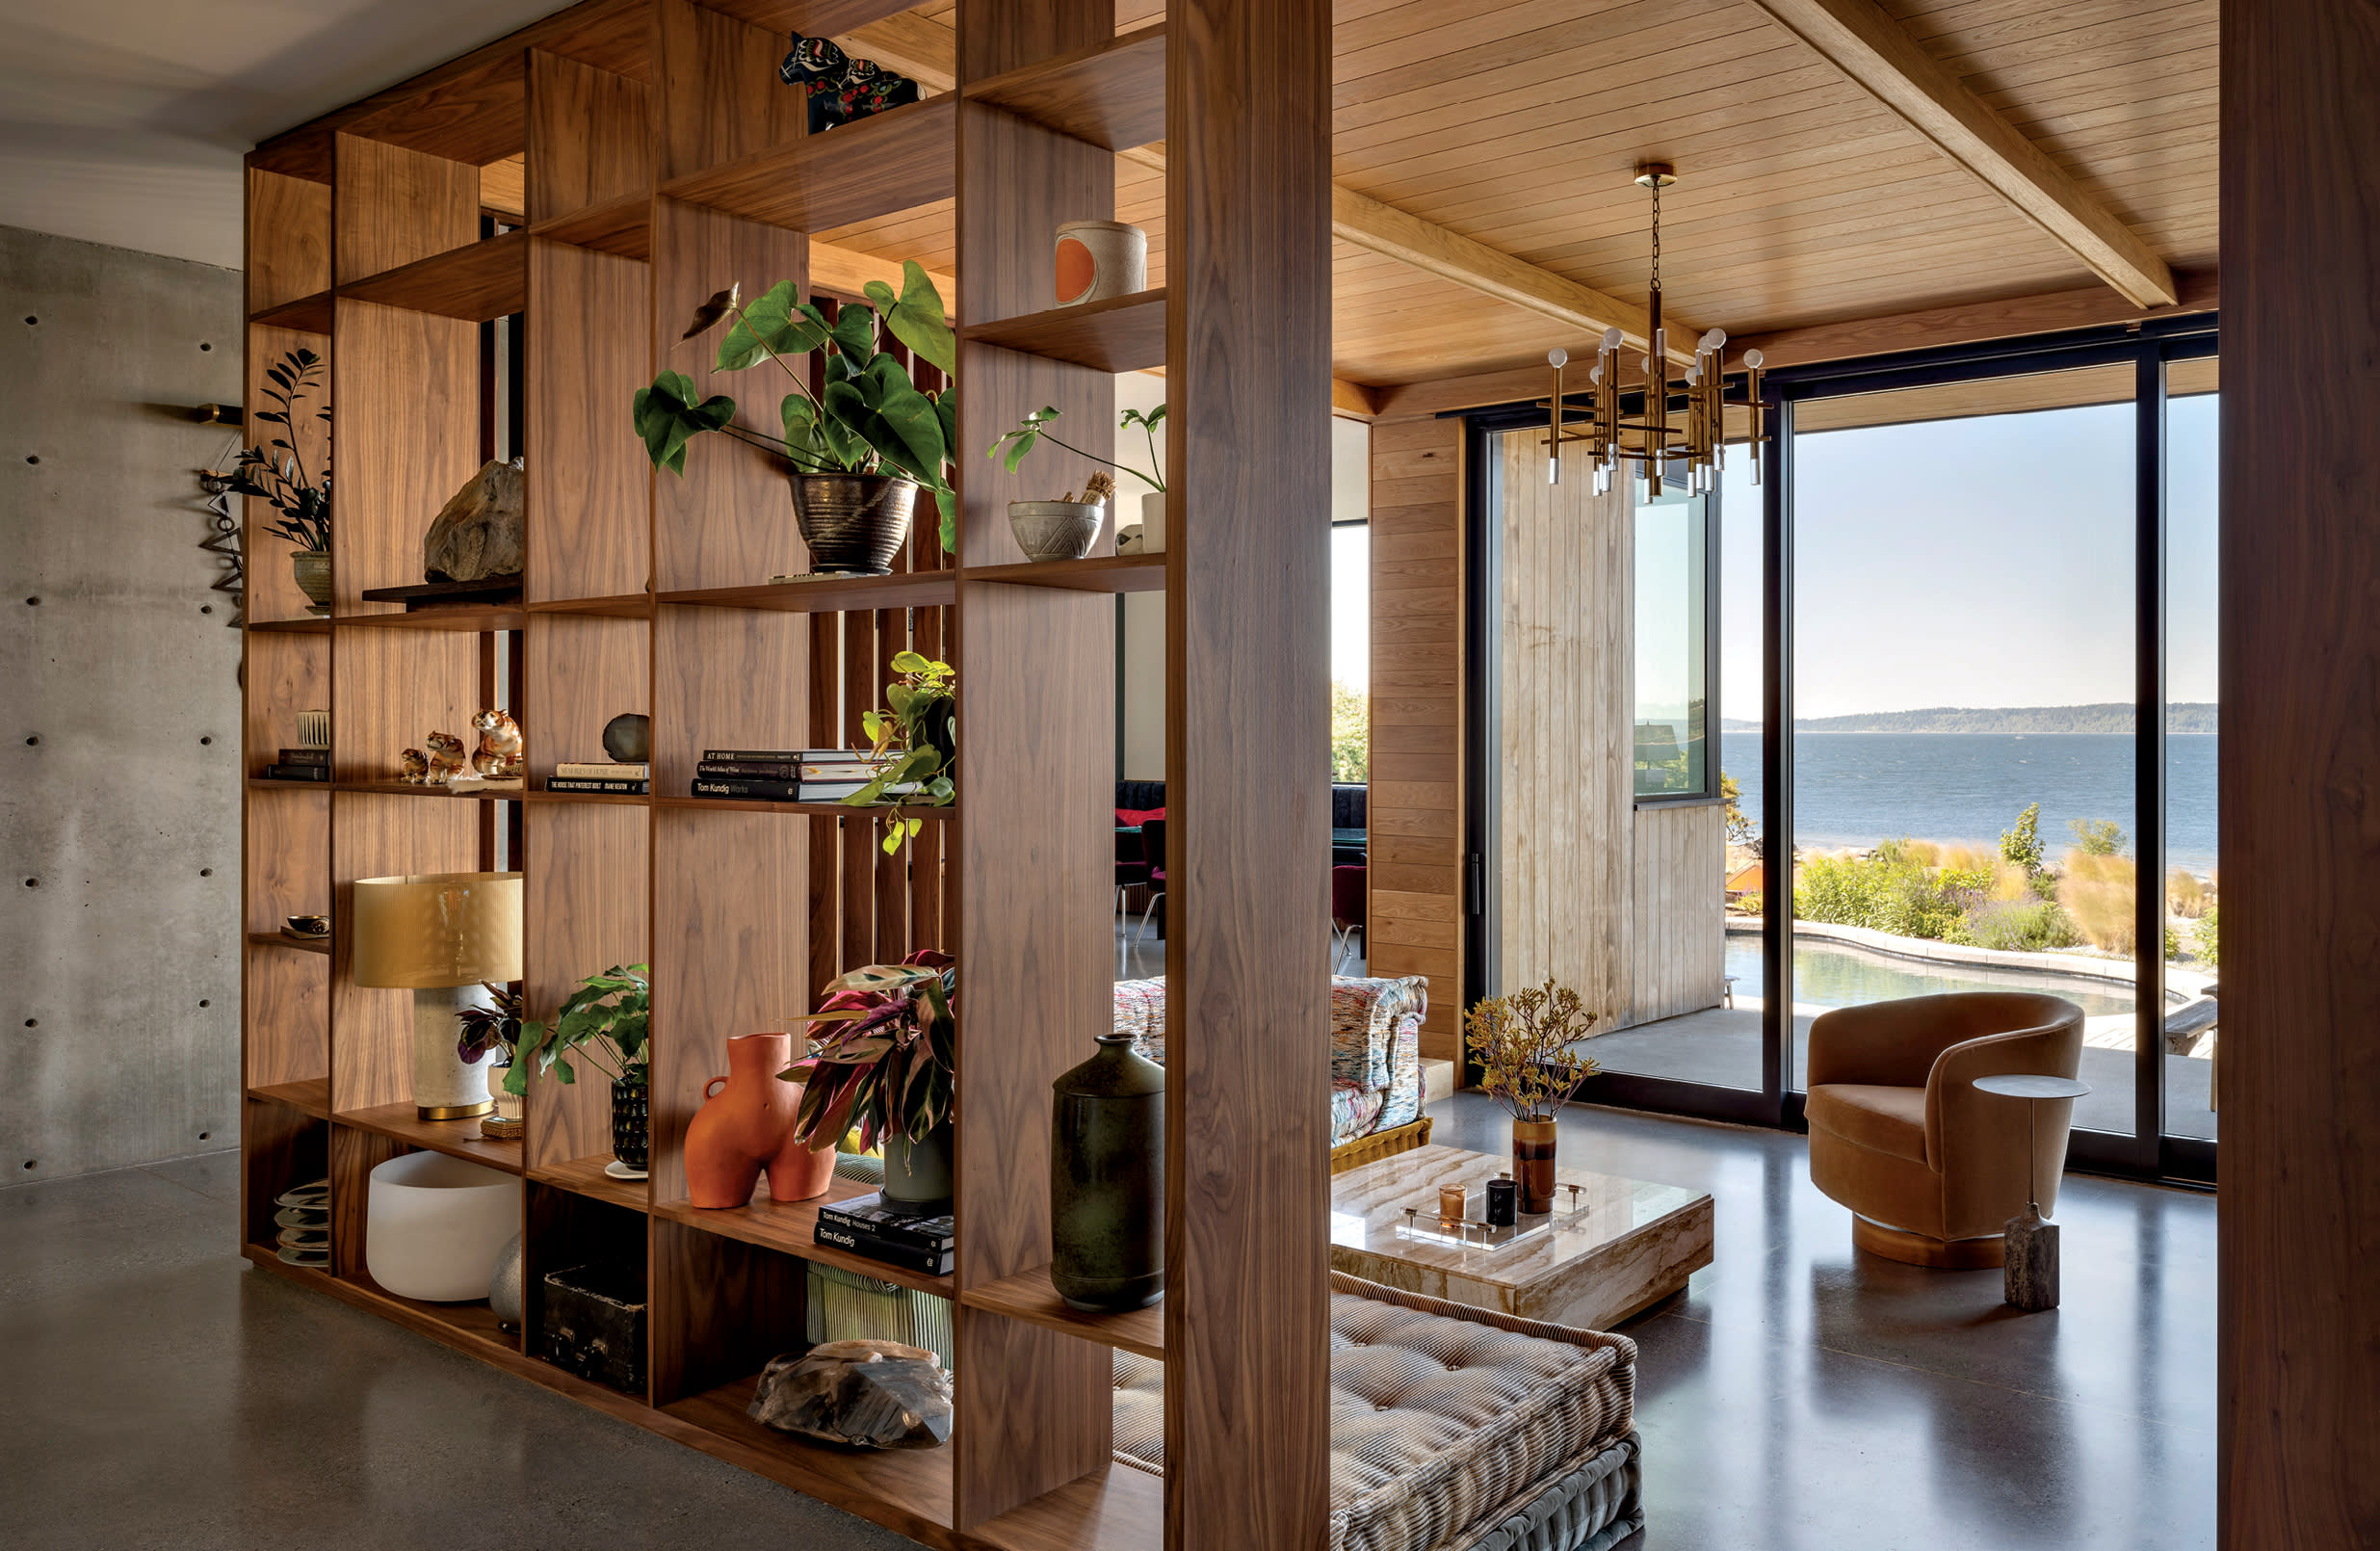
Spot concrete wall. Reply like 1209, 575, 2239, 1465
1, 224, 245, 1180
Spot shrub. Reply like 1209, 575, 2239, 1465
2001, 803, 2046, 877
2166, 869, 2209, 918
2068, 817, 2128, 856
2164, 922, 2184, 961
1955, 899, 2084, 952
1795, 843, 1963, 941
2199, 904, 2220, 968
1733, 891, 1764, 915
2057, 849, 2137, 953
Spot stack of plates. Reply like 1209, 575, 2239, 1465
275, 1179, 330, 1267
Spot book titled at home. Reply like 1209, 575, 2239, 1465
817, 1193, 955, 1250
699, 748, 855, 764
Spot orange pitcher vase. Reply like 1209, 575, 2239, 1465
685, 1033, 837, 1208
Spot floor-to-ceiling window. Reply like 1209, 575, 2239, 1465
1464, 319, 2217, 1179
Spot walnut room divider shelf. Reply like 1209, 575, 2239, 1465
235, 2, 1331, 1548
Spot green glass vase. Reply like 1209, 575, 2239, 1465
1050, 1033, 1164, 1311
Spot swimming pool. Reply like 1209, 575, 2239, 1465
1724, 932, 2138, 1018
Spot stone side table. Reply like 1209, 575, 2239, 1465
1973, 1073, 2092, 1311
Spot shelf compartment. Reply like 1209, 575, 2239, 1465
247, 616, 333, 634
248, 930, 332, 957
525, 193, 650, 260
527, 786, 652, 805
531, 1153, 651, 1211
652, 797, 955, 820
245, 1248, 523, 1361
963, 288, 1164, 373
652, 1175, 955, 1298
658, 571, 955, 615
337, 1102, 526, 1173
964, 553, 1165, 592
527, 592, 656, 618
960, 1265, 1164, 1361
247, 776, 333, 792
339, 229, 529, 322
247, 1077, 333, 1117
971, 1461, 1165, 1551
962, 21, 1166, 152
249, 289, 334, 333
659, 94, 955, 234
661, 1374, 957, 1540
334, 604, 531, 632
338, 780, 530, 801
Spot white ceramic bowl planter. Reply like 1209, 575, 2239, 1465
365, 1151, 522, 1301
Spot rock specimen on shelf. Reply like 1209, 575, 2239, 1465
748, 1339, 952, 1450
423, 457, 525, 583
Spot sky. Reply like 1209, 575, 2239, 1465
1719, 389, 2220, 722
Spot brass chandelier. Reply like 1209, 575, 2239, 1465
1544, 164, 1765, 497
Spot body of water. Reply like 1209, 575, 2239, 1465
1722, 731, 2217, 874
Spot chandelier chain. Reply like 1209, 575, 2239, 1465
1650, 176, 1661, 298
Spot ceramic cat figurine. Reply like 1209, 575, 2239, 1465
399, 748, 430, 783
471, 708, 525, 779
423, 730, 469, 786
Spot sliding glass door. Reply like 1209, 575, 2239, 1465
1463, 316, 2216, 1180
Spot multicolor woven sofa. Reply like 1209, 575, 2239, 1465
1112, 1271, 1643, 1551
1112, 974, 1434, 1170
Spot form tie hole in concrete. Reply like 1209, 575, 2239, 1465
21, 1019, 34, 1028
24, 597, 38, 606
23, 878, 37, 887
198, 999, 210, 1008
22, 316, 34, 325
199, 342, 212, 352
200, 605, 213, 615
198, 1132, 212, 1142
199, 735, 212, 746
199, 867, 213, 878
25, 456, 39, 464
24, 735, 37, 746
21, 1162, 34, 1171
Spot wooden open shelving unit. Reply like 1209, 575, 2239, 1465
238, 1, 1330, 1547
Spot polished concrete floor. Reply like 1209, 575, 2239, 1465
0, 1100, 2214, 1550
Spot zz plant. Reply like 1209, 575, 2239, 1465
633, 263, 958, 548
509, 963, 650, 1096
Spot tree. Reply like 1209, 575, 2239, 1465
1330, 680, 1368, 782
1720, 771, 1755, 844
2068, 817, 2127, 856
2000, 803, 2045, 877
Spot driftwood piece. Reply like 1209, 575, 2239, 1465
423, 457, 525, 583
747, 1338, 952, 1450
2003, 1205, 2060, 1311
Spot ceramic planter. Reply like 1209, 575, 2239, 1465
685, 1032, 836, 1207
291, 550, 331, 609
883, 1122, 955, 1211
612, 1071, 650, 1172
1050, 1033, 1164, 1311
790, 473, 917, 576
1007, 500, 1105, 563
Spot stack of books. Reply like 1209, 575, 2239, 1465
813, 1192, 955, 1276
548, 760, 649, 795
263, 748, 329, 782
689, 749, 881, 802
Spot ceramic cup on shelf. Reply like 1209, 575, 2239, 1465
364, 1151, 521, 1301
1054, 221, 1146, 307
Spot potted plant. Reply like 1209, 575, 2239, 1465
456, 984, 525, 1137
846, 651, 956, 854
782, 951, 955, 1208
513, 964, 651, 1176
633, 264, 956, 574
1463, 979, 1599, 1214
226, 347, 332, 611
987, 404, 1166, 554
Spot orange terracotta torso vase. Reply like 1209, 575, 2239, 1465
685, 1033, 837, 1208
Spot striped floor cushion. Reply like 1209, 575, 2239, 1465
1110, 1275, 1640, 1551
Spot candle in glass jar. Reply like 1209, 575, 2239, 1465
1437, 1184, 1467, 1224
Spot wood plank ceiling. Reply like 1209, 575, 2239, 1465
813, 0, 2215, 389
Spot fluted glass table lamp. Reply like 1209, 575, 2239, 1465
353, 872, 523, 1120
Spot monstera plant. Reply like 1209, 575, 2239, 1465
633, 263, 958, 560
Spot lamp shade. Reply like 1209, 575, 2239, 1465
352, 872, 522, 988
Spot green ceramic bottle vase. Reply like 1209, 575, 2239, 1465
1050, 1032, 1164, 1312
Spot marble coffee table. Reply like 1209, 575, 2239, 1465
1329, 1144, 1714, 1329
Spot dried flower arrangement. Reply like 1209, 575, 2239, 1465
1462, 979, 1601, 1121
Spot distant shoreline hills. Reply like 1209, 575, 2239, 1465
1719, 703, 2218, 735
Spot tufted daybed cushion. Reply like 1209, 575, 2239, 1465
1110, 1274, 1641, 1551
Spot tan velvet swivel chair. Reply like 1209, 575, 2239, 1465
1805, 991, 2085, 1268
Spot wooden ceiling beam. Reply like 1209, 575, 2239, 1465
1743, 0, 2178, 308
